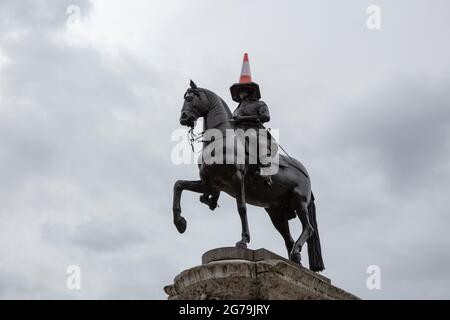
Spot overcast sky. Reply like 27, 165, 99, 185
1, 0, 450, 299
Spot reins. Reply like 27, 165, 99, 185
187, 119, 234, 152
187, 127, 204, 152
257, 120, 309, 178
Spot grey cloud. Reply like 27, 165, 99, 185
1, 0, 450, 299
41, 218, 148, 253
328, 76, 450, 193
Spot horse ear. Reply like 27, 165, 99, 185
190, 80, 198, 89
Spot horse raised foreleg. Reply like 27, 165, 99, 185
233, 169, 250, 248
173, 179, 209, 234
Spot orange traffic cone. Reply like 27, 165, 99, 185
239, 53, 252, 83
230, 53, 261, 102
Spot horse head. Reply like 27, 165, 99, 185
180, 80, 211, 128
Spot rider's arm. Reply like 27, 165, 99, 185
258, 101, 270, 123
234, 101, 270, 123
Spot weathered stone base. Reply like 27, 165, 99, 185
164, 247, 359, 300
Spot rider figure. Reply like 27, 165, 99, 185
230, 53, 273, 185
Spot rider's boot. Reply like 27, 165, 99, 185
258, 164, 272, 186
261, 173, 272, 186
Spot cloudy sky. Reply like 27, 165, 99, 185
1, 0, 450, 299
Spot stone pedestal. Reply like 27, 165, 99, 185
164, 247, 359, 300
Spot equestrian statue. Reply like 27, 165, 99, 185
172, 53, 325, 272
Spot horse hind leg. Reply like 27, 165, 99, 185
290, 194, 314, 265
265, 208, 295, 256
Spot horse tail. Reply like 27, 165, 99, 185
307, 192, 325, 272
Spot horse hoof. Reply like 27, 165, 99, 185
174, 217, 187, 234
290, 252, 302, 265
200, 195, 218, 211
235, 241, 247, 249
208, 202, 218, 211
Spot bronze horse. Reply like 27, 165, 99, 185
173, 81, 324, 272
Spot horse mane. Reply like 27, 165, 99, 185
200, 88, 233, 118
